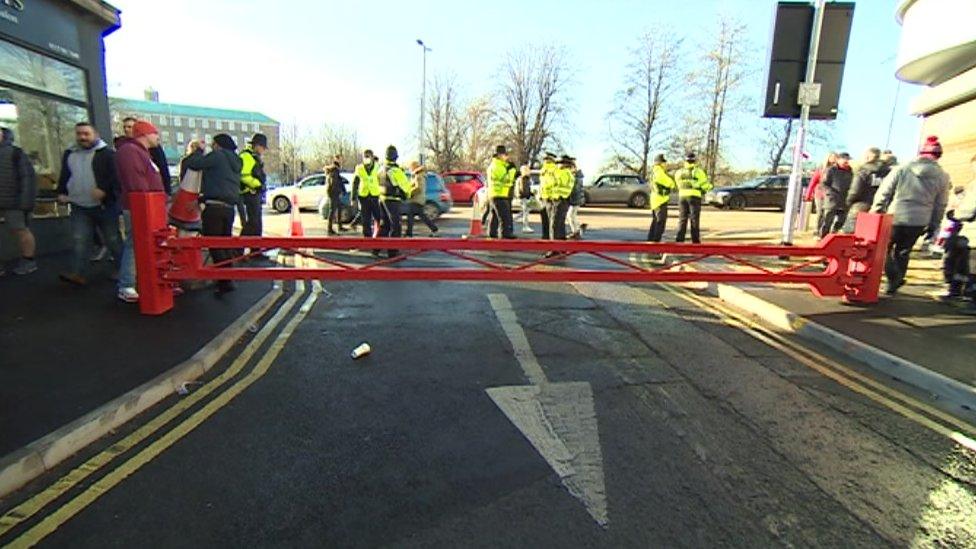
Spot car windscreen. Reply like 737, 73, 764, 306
426, 174, 445, 191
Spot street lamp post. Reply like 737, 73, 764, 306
416, 39, 432, 165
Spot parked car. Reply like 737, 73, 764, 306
582, 174, 651, 208
317, 171, 453, 224
266, 172, 353, 213
442, 171, 484, 203
704, 175, 811, 210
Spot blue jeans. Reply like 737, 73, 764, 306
118, 210, 136, 290
69, 205, 122, 277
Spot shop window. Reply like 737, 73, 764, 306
0, 86, 88, 218
0, 40, 88, 103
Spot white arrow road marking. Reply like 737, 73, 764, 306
487, 293, 609, 527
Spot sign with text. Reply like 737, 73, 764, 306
0, 0, 82, 62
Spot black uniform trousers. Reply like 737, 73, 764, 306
546, 199, 569, 240
359, 196, 382, 238
239, 192, 263, 237
379, 199, 403, 257
647, 205, 668, 242
540, 201, 551, 240
202, 202, 236, 291
885, 225, 926, 294
676, 197, 702, 244
490, 197, 515, 239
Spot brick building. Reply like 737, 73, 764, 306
110, 91, 280, 177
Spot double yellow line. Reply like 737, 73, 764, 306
1, 280, 321, 548
661, 284, 976, 451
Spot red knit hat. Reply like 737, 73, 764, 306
919, 135, 943, 158
131, 120, 159, 138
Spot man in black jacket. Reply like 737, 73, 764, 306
325, 155, 346, 235
183, 133, 243, 295
56, 122, 123, 285
122, 117, 171, 195
0, 127, 37, 276
819, 152, 854, 237
847, 148, 884, 213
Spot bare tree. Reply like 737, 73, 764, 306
760, 117, 837, 174
459, 95, 503, 171
424, 75, 466, 172
278, 121, 308, 183
308, 124, 362, 171
607, 32, 682, 180
689, 17, 750, 180
494, 45, 572, 166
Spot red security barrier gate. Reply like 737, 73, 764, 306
130, 192, 894, 315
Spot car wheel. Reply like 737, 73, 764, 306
628, 193, 649, 209
728, 195, 747, 210
424, 202, 441, 220
272, 196, 291, 213
340, 206, 355, 224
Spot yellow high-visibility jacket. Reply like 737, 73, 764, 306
551, 166, 574, 200
674, 162, 713, 198
488, 157, 516, 199
239, 148, 263, 195
355, 162, 381, 198
539, 160, 557, 200
380, 162, 412, 201
651, 163, 676, 210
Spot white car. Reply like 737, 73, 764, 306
266, 172, 353, 213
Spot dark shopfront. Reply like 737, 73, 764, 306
0, 0, 119, 261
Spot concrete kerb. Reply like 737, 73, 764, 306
706, 282, 976, 415
0, 284, 284, 498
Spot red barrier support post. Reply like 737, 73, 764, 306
129, 191, 174, 315
844, 212, 894, 304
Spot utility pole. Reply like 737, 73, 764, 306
416, 39, 432, 165
782, 0, 826, 245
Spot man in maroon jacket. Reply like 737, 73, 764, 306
114, 120, 164, 303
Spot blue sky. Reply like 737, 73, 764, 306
104, 0, 920, 174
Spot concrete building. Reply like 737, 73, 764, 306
1, 0, 120, 260
110, 92, 280, 176
896, 0, 976, 185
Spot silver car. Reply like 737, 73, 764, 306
582, 174, 651, 208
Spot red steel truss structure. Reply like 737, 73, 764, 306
130, 192, 893, 315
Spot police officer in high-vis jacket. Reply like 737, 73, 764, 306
545, 155, 575, 251
674, 152, 713, 244
488, 145, 517, 239
238, 133, 268, 239
647, 153, 676, 242
538, 152, 558, 240
378, 145, 412, 257
353, 149, 382, 238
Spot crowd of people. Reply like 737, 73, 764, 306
805, 136, 976, 310
2, 120, 974, 312
0, 117, 271, 303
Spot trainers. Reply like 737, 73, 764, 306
117, 287, 139, 303
59, 272, 89, 286
90, 246, 109, 262
522, 226, 534, 233
12, 259, 37, 275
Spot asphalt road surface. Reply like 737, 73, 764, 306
2, 274, 974, 547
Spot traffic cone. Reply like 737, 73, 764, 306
290, 194, 305, 236
467, 193, 483, 238
168, 170, 202, 231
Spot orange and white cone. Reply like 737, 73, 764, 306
467, 193, 483, 238
289, 194, 305, 237
168, 170, 202, 231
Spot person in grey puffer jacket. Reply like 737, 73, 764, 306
182, 133, 243, 295
871, 135, 951, 295
0, 127, 38, 276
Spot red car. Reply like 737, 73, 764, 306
442, 171, 484, 204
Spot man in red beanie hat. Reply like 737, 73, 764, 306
113, 119, 165, 303
871, 135, 951, 295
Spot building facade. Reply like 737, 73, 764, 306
896, 0, 976, 186
1, 0, 120, 260
110, 93, 280, 177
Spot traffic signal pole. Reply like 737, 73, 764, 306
782, 0, 826, 245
